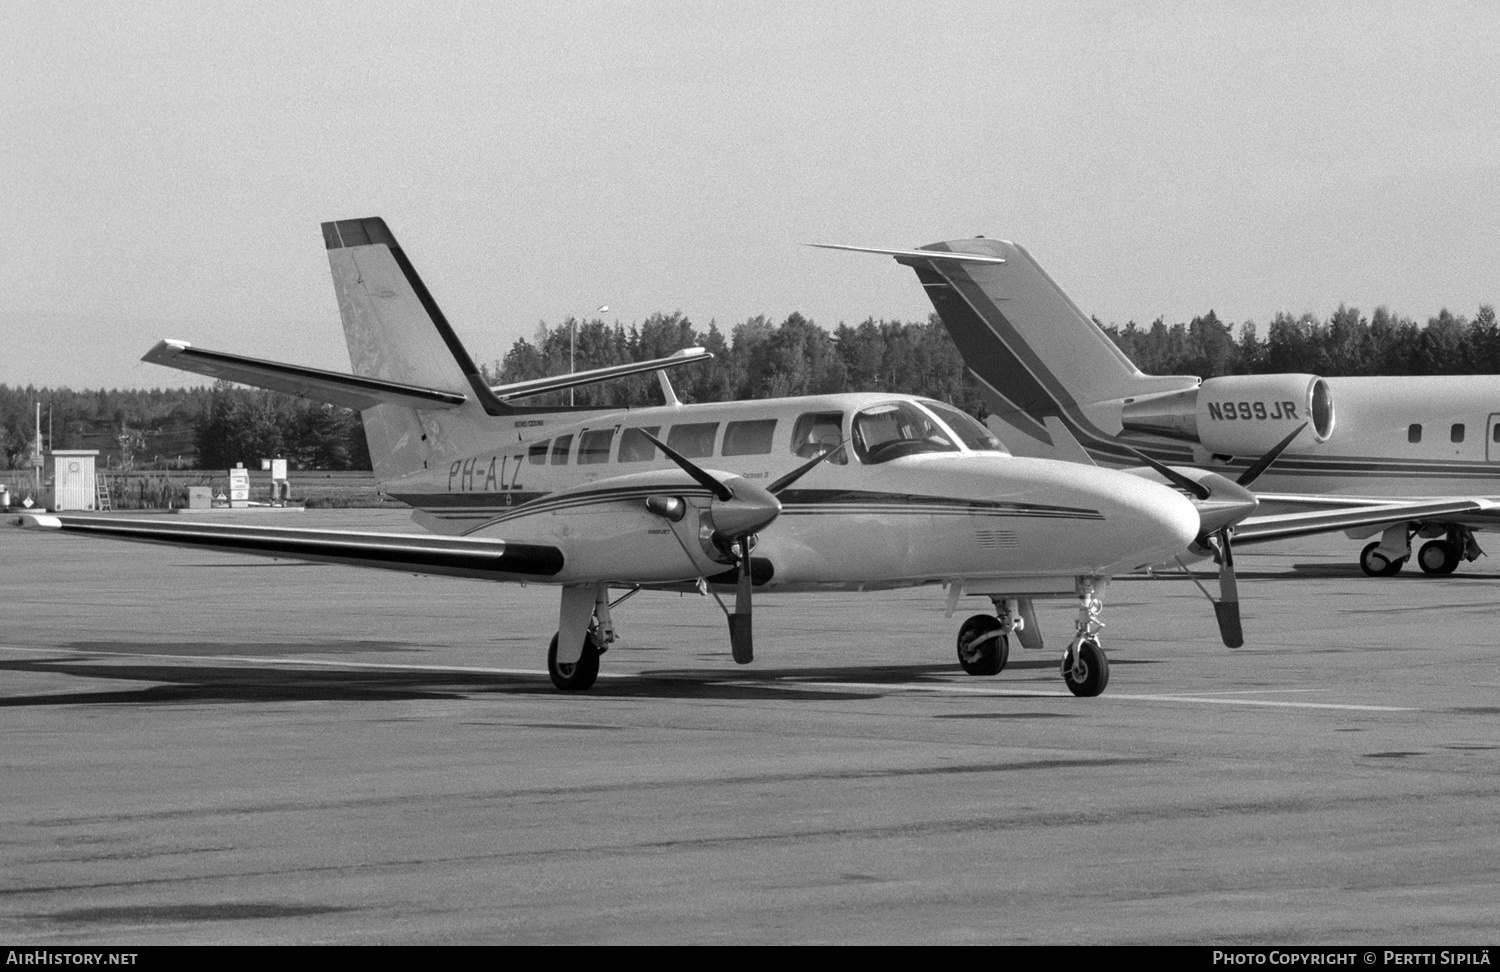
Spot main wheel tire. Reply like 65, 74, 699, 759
1061, 639, 1109, 697
956, 614, 1008, 676
547, 632, 600, 691
1417, 539, 1460, 575
1359, 541, 1404, 577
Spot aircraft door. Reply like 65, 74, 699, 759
1488, 413, 1500, 462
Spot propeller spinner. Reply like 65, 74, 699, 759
1126, 423, 1306, 648
640, 433, 847, 664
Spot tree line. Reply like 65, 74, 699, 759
3, 302, 1494, 471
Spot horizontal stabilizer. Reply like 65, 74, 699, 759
806, 243, 1007, 264
13, 513, 563, 580
142, 340, 466, 411
492, 347, 713, 401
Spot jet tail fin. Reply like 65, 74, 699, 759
817, 238, 1198, 460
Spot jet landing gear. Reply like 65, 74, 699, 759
1417, 527, 1481, 576
1360, 541, 1405, 577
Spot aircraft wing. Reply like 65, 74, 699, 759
12, 513, 563, 581
1231, 498, 1500, 545
142, 340, 467, 411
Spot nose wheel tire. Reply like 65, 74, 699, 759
1417, 539, 1461, 575
1062, 638, 1109, 697
956, 614, 1008, 676
1359, 541, 1404, 577
547, 632, 601, 691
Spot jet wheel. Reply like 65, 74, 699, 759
1062, 638, 1109, 697
1417, 539, 1460, 575
956, 614, 1008, 676
547, 632, 601, 691
1359, 541, 1404, 577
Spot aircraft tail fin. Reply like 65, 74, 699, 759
906, 238, 1197, 448
817, 239, 1198, 458
322, 217, 512, 482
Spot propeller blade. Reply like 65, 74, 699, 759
640, 431, 732, 501
1214, 530, 1244, 648
1236, 422, 1307, 488
728, 537, 754, 663
767, 439, 848, 495
1117, 444, 1211, 500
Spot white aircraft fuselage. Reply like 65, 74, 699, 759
381, 391, 1200, 594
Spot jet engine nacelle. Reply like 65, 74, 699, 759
1121, 374, 1334, 454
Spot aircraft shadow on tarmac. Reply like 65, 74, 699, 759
0, 652, 1152, 707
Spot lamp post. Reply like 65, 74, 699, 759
570, 305, 610, 406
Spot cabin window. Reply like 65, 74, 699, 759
722, 419, 777, 456
579, 428, 615, 464
1408, 424, 1422, 444
1493, 425, 1500, 444
790, 411, 847, 464
551, 434, 573, 465
667, 422, 718, 459
618, 427, 660, 462
922, 401, 1007, 454
528, 441, 550, 465
852, 402, 959, 464
1451, 423, 1465, 444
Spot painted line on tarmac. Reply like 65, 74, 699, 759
0, 646, 1415, 710
0, 644, 622, 679
775, 679, 1414, 711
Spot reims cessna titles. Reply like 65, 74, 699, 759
815, 240, 1500, 580
14, 216, 1298, 698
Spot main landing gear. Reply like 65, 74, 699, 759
1359, 540, 1405, 577
1359, 524, 1482, 577
954, 583, 1111, 697
546, 585, 633, 691
547, 630, 602, 691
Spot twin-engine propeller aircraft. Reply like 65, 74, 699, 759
13, 216, 1266, 697
813, 240, 1500, 585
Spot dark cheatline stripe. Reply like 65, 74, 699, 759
389, 485, 1101, 523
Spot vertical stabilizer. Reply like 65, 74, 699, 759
322, 217, 509, 482
897, 239, 1199, 460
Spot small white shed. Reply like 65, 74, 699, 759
50, 450, 100, 511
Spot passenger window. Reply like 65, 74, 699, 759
723, 419, 777, 456
618, 427, 660, 462
667, 422, 718, 459
551, 434, 573, 465
1493, 425, 1500, 444
1452, 423, 1465, 444
790, 411, 847, 465
528, 441, 550, 465
578, 428, 614, 464
1408, 424, 1422, 444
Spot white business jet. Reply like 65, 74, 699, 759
813, 240, 1500, 581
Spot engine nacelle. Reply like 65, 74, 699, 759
1121, 374, 1334, 455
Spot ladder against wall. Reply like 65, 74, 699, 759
95, 475, 112, 511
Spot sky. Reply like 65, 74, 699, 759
3, 1, 1498, 389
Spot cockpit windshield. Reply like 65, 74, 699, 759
921, 401, 1008, 454
852, 402, 960, 464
